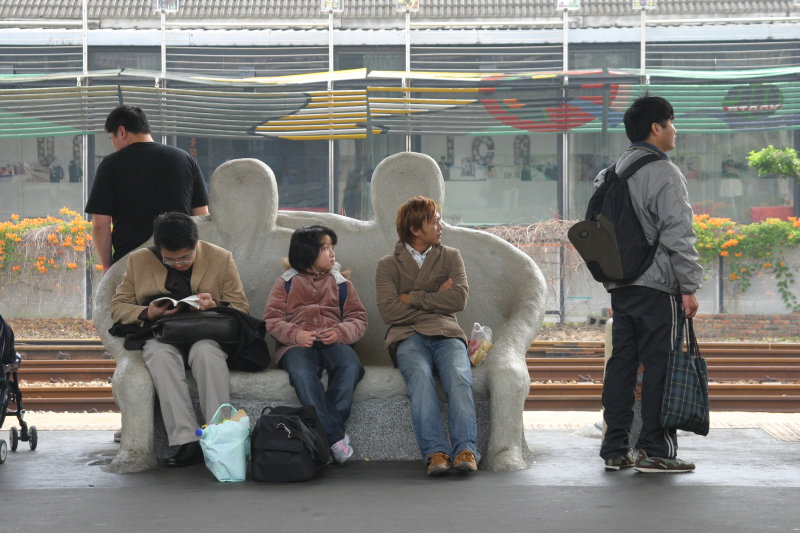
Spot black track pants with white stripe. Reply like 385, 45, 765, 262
600, 285, 682, 460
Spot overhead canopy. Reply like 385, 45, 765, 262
0, 67, 797, 140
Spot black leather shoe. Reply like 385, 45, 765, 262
166, 441, 203, 467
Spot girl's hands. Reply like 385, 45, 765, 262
317, 329, 340, 345
295, 329, 317, 348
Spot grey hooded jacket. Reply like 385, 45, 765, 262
593, 144, 703, 295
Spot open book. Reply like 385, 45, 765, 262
151, 294, 202, 310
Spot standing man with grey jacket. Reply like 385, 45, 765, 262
598, 95, 703, 473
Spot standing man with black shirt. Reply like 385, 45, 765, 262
85, 105, 209, 273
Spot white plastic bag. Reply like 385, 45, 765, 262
197, 403, 250, 482
467, 322, 493, 366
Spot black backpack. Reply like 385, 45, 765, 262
0, 313, 16, 365
568, 153, 663, 283
250, 405, 330, 482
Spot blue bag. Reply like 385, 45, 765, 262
198, 403, 251, 482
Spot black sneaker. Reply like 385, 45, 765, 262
634, 450, 695, 473
604, 449, 636, 471
166, 441, 203, 467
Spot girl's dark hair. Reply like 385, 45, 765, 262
288, 225, 338, 272
623, 95, 674, 143
153, 212, 198, 251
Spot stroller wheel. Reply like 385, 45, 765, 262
0, 439, 6, 463
10, 426, 18, 452
29, 426, 37, 451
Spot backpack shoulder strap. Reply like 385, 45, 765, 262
285, 278, 347, 315
338, 281, 347, 315
616, 153, 663, 180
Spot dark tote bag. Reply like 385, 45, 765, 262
660, 318, 710, 436
153, 311, 238, 347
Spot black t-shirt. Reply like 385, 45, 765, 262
85, 142, 209, 263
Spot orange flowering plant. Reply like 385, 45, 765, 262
0, 208, 100, 275
693, 214, 800, 311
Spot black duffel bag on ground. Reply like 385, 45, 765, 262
250, 405, 330, 482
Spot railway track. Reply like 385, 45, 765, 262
10, 340, 800, 412
525, 383, 800, 411
528, 357, 800, 382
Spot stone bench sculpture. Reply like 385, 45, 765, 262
93, 152, 546, 473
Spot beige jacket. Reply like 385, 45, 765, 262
375, 241, 468, 361
110, 240, 249, 325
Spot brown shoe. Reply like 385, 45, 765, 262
452, 450, 478, 473
426, 452, 451, 476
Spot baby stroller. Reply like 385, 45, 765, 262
1, 314, 37, 464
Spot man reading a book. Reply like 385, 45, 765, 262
110, 212, 249, 467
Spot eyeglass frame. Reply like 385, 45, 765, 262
161, 247, 196, 266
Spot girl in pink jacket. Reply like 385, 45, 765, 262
263, 225, 367, 464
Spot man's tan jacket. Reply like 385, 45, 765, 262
375, 241, 468, 362
110, 240, 249, 325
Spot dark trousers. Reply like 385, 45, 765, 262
600, 286, 683, 459
281, 343, 365, 446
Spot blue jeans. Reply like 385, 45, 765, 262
395, 334, 479, 461
281, 343, 364, 446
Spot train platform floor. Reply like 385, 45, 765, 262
2, 411, 799, 533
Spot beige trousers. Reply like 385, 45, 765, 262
142, 338, 230, 446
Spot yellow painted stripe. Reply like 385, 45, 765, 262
279, 134, 371, 140
369, 97, 474, 105
264, 112, 369, 121
307, 101, 368, 108
367, 86, 481, 94
196, 67, 368, 85
254, 123, 364, 131
309, 96, 368, 102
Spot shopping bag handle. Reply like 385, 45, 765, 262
672, 318, 697, 353
209, 403, 238, 425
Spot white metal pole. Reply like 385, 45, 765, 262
81, 0, 88, 211
160, 11, 167, 143
82, 0, 90, 318
640, 8, 647, 78
328, 10, 335, 213
561, 9, 569, 220
562, 9, 568, 72
404, 9, 411, 152
403, 6, 411, 152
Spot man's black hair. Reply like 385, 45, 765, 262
104, 105, 152, 135
623, 95, 674, 143
153, 212, 198, 251
288, 225, 337, 272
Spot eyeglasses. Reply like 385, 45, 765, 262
162, 249, 195, 266
162, 258, 194, 266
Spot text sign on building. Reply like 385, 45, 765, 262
396, 0, 420, 12
633, 0, 657, 8
557, 0, 580, 10
153, 0, 179, 13
321, 0, 344, 13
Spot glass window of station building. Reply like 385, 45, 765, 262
0, 39, 797, 227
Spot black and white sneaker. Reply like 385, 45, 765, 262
634, 450, 695, 473
604, 449, 636, 471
